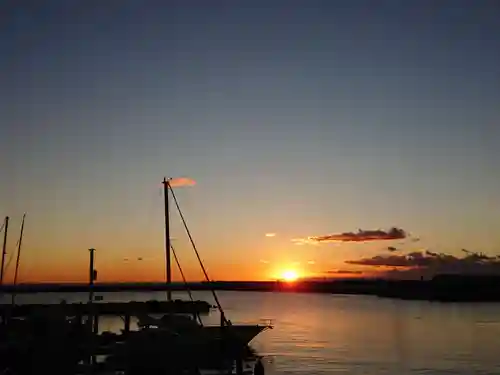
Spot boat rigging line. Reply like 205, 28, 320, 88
167, 183, 229, 326
171, 243, 203, 326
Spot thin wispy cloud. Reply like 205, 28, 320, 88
291, 238, 320, 246
307, 260, 316, 265
168, 177, 196, 187
259, 259, 270, 264
327, 269, 364, 275
265, 233, 276, 237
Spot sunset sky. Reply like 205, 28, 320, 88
1, 1, 500, 283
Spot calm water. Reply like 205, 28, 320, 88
4, 291, 500, 374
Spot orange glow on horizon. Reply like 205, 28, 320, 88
279, 269, 299, 282
6, 253, 280, 283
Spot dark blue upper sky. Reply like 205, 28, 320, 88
1, 1, 499, 280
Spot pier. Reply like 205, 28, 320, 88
0, 299, 213, 317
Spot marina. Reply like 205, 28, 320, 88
2, 2, 499, 374
0, 177, 272, 374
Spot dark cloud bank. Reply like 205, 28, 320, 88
344, 250, 500, 279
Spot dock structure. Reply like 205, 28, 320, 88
0, 177, 273, 374
0, 299, 212, 318
1, 310, 263, 375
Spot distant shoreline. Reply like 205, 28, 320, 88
0, 280, 372, 294
1, 276, 500, 302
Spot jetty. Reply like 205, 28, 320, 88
0, 299, 212, 317
0, 300, 213, 324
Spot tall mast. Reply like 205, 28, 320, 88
11, 213, 26, 305
163, 177, 172, 302
0, 216, 9, 286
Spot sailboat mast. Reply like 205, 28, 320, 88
11, 213, 26, 305
13, 213, 26, 286
0, 216, 9, 286
163, 177, 172, 302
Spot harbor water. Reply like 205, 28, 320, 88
3, 291, 500, 375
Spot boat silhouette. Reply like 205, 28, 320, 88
125, 177, 271, 349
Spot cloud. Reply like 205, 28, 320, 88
265, 233, 276, 237
307, 260, 316, 265
345, 250, 500, 278
300, 227, 407, 244
291, 238, 320, 246
327, 269, 364, 275
259, 259, 270, 264
346, 253, 432, 267
168, 177, 196, 187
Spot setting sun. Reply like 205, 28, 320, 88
281, 270, 299, 282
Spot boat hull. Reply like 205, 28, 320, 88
136, 314, 271, 345
133, 324, 269, 346
202, 325, 269, 345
